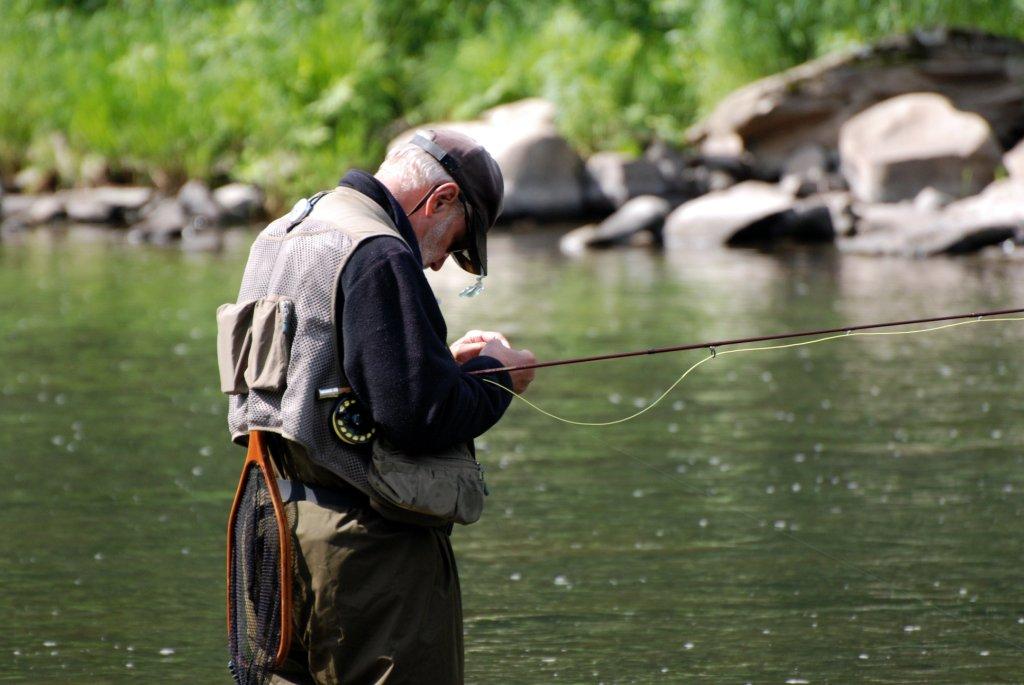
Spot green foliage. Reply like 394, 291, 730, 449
1, 0, 1022, 204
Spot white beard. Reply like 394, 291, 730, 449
418, 212, 458, 268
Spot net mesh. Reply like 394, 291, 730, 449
228, 462, 286, 685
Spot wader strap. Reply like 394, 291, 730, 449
277, 478, 368, 510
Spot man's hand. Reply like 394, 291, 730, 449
450, 330, 509, 364
479, 339, 536, 394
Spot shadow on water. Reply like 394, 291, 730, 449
2, 225, 1023, 682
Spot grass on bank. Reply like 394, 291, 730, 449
2, 0, 1024, 208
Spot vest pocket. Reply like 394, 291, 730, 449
245, 296, 295, 393
216, 300, 257, 394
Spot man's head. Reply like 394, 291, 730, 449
376, 130, 503, 274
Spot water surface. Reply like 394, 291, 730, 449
1, 227, 1023, 683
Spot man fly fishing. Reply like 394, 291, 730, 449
220, 129, 535, 684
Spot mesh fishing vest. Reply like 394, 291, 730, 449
224, 187, 406, 494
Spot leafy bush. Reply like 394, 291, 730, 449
1, 0, 1022, 205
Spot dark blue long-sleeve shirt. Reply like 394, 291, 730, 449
334, 171, 512, 452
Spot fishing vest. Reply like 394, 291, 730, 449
220, 187, 406, 494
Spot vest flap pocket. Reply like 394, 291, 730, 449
216, 300, 256, 394
367, 438, 486, 526
245, 296, 295, 393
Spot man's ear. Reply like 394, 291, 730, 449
426, 182, 460, 215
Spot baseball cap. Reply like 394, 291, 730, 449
409, 129, 504, 277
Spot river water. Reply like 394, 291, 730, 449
1, 226, 1023, 683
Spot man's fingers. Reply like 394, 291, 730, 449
457, 330, 509, 347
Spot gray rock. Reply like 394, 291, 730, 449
1004, 139, 1024, 179
178, 180, 224, 223
390, 99, 586, 220
213, 182, 265, 222
841, 178, 1024, 256
1, 193, 44, 220
130, 198, 186, 241
643, 142, 711, 199
65, 192, 116, 223
65, 186, 154, 225
780, 144, 845, 196
839, 93, 1002, 203
686, 29, 1024, 171
783, 144, 830, 179
584, 152, 668, 210
560, 195, 671, 254
94, 186, 154, 212
20, 193, 66, 225
664, 181, 795, 247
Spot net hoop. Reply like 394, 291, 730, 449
226, 430, 294, 672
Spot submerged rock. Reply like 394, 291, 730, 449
664, 181, 790, 247
841, 178, 1024, 256
839, 93, 1002, 203
665, 181, 837, 248
559, 195, 671, 254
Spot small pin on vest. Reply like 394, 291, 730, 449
459, 276, 485, 298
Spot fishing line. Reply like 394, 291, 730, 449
482, 316, 1024, 426
481, 314, 1024, 651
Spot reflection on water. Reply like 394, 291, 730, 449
1, 227, 1023, 683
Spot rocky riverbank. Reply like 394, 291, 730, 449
3, 28, 1023, 259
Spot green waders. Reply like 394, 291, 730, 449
266, 438, 464, 685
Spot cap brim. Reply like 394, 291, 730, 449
452, 207, 487, 277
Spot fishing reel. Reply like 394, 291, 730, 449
317, 387, 376, 445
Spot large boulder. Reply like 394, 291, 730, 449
839, 93, 1002, 203
840, 178, 1024, 256
559, 195, 671, 254
686, 29, 1024, 172
389, 99, 586, 220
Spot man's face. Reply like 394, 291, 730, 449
409, 182, 471, 271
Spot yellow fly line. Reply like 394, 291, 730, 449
482, 316, 1024, 427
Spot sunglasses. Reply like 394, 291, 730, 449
449, 193, 474, 255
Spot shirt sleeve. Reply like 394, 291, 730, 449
338, 237, 513, 452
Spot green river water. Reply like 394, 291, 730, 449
2, 226, 1023, 683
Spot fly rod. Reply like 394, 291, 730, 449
467, 306, 1024, 375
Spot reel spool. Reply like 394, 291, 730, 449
319, 387, 376, 445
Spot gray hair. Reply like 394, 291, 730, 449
375, 140, 454, 194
